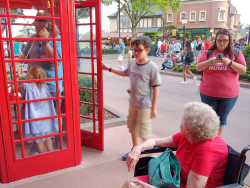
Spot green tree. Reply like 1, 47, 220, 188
102, 0, 182, 38
158, 24, 178, 39
15, 26, 35, 38
1, 8, 24, 33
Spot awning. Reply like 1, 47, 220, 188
102, 32, 143, 39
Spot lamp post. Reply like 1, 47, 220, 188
127, 35, 129, 46
209, 27, 214, 38
181, 14, 189, 50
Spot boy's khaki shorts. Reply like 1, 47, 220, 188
127, 105, 152, 138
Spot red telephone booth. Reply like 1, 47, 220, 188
0, 0, 103, 183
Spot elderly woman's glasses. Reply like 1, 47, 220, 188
131, 49, 145, 54
217, 39, 229, 43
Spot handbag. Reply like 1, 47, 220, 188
148, 148, 181, 188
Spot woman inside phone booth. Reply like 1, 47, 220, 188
196, 28, 247, 136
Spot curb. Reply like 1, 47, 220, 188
160, 71, 250, 89
80, 104, 127, 131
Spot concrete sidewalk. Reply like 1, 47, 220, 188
2, 55, 250, 188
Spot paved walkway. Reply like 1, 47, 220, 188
2, 55, 250, 188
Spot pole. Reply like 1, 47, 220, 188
183, 25, 185, 50
118, 1, 120, 39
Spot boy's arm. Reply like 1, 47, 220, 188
151, 86, 159, 118
101, 62, 126, 77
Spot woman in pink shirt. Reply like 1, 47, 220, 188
196, 29, 247, 135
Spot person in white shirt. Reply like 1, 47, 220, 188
157, 39, 162, 53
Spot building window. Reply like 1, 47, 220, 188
157, 18, 161, 27
167, 13, 173, 22
190, 12, 196, 22
180, 12, 186, 22
144, 19, 148, 28
148, 18, 152, 27
152, 18, 157, 27
140, 19, 143, 28
218, 7, 227, 22
236, 17, 239, 25
123, 16, 128, 28
199, 11, 206, 21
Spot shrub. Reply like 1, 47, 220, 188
102, 48, 128, 54
242, 45, 250, 70
78, 74, 97, 116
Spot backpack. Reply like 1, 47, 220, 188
176, 57, 181, 63
163, 58, 173, 69
184, 51, 194, 63
148, 148, 181, 188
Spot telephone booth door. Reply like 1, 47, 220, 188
74, 0, 104, 151
0, 0, 88, 183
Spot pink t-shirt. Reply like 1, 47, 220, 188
173, 132, 228, 188
197, 49, 246, 98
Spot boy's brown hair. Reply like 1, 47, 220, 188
131, 36, 151, 48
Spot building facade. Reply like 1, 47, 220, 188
163, 0, 241, 40
103, 10, 164, 39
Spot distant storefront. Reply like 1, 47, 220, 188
178, 28, 209, 41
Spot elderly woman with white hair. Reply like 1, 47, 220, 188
125, 102, 228, 188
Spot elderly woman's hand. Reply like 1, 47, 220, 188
39, 28, 50, 38
128, 179, 156, 188
126, 146, 142, 172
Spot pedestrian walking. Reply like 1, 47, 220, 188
102, 36, 161, 161
181, 40, 197, 84
195, 38, 202, 62
161, 40, 167, 61
168, 41, 173, 55
174, 40, 181, 55
204, 37, 212, 50
157, 39, 162, 54
196, 28, 247, 136
118, 38, 125, 70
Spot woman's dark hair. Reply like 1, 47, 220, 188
131, 36, 151, 48
209, 28, 235, 59
185, 40, 192, 51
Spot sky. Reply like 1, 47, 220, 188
100, 0, 250, 32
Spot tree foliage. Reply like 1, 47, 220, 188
15, 26, 35, 38
143, 31, 160, 42
1, 8, 24, 32
102, 0, 182, 37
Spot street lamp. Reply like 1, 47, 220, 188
108, 35, 111, 49
181, 14, 189, 50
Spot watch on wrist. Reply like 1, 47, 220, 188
109, 67, 112, 72
42, 41, 49, 45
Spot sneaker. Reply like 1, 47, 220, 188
193, 76, 197, 80
120, 67, 124, 70
181, 81, 187, 84
30, 142, 38, 154
122, 151, 130, 161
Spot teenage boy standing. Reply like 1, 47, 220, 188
102, 36, 161, 161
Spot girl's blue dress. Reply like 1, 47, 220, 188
19, 83, 59, 143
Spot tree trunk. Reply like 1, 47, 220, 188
132, 27, 137, 38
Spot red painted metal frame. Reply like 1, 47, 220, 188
74, 0, 104, 151
0, 0, 82, 183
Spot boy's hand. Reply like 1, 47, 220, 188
101, 61, 110, 71
151, 108, 157, 118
